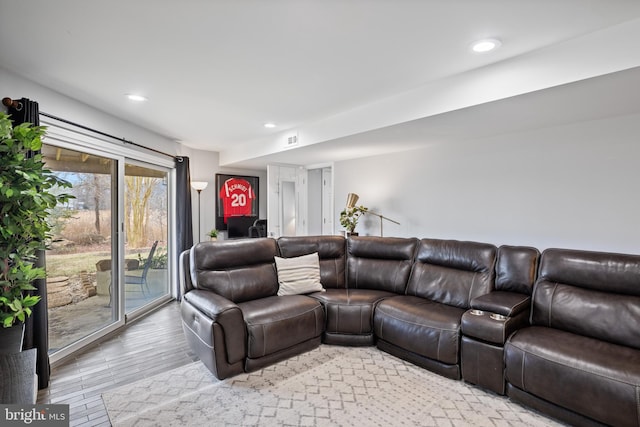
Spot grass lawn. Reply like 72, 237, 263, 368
46, 247, 153, 278
46, 251, 111, 278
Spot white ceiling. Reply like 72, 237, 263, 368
2, 1, 640, 169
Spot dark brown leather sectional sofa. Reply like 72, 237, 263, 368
180, 235, 640, 427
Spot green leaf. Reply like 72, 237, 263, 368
11, 298, 22, 311
0, 112, 62, 325
22, 295, 40, 307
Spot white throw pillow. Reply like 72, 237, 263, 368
274, 252, 325, 296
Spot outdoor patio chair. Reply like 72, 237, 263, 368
125, 241, 158, 296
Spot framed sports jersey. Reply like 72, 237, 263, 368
215, 173, 259, 231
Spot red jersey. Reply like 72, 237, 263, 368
220, 178, 255, 223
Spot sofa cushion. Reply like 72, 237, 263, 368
533, 248, 640, 350
406, 239, 497, 309
275, 252, 324, 296
505, 326, 640, 427
374, 295, 465, 365
238, 295, 324, 359
532, 281, 640, 349
191, 238, 279, 303
312, 289, 394, 336
495, 245, 539, 294
347, 236, 418, 293
277, 235, 346, 289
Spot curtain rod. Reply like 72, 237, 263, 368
2, 97, 183, 162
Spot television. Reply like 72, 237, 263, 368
227, 216, 257, 239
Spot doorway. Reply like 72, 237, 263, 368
307, 167, 333, 235
267, 164, 333, 237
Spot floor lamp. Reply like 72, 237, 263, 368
191, 181, 208, 243
367, 211, 400, 237
346, 192, 400, 237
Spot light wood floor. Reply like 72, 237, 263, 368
37, 301, 197, 427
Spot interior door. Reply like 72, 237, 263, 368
321, 167, 333, 235
267, 164, 307, 237
307, 166, 334, 235
267, 164, 333, 237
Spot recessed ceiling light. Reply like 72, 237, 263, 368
264, 123, 276, 128
471, 38, 502, 53
126, 94, 148, 102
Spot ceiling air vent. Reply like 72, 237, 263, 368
286, 133, 298, 146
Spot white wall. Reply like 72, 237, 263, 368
7, 66, 638, 254
221, 19, 640, 166
334, 113, 640, 254
185, 145, 267, 242
0, 67, 267, 244
0, 67, 179, 155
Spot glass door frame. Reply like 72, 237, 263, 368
42, 121, 177, 365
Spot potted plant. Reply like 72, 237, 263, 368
208, 229, 219, 241
339, 205, 368, 236
0, 112, 72, 350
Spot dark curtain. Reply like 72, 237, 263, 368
8, 98, 50, 389
174, 156, 193, 300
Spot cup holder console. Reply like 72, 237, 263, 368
467, 309, 507, 321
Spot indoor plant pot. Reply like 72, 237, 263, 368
340, 205, 368, 236
0, 323, 25, 354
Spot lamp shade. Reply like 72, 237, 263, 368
191, 181, 208, 191
346, 193, 359, 209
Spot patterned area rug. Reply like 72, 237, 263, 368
102, 345, 563, 426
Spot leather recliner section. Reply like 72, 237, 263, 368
504, 248, 640, 427
375, 239, 497, 380
315, 236, 419, 345
277, 235, 347, 289
506, 327, 640, 427
239, 295, 325, 359
184, 238, 325, 380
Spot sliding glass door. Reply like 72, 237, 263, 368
42, 144, 120, 354
124, 161, 170, 314
41, 136, 174, 361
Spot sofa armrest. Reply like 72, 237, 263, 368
183, 289, 240, 320
471, 291, 531, 317
462, 292, 531, 345
461, 309, 529, 345
182, 290, 246, 366
179, 249, 194, 296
